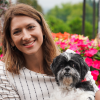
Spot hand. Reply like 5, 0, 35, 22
95, 90, 100, 100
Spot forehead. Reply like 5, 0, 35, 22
10, 16, 39, 30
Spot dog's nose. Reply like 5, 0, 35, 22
65, 68, 70, 72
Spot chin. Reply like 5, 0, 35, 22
49, 51, 95, 100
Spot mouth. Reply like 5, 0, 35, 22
64, 73, 71, 76
23, 40, 36, 48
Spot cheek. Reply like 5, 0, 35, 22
38, 33, 43, 43
12, 38, 21, 47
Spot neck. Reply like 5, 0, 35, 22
23, 49, 45, 74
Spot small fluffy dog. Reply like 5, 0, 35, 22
50, 50, 95, 100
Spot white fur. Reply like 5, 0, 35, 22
48, 87, 95, 100
65, 49, 76, 54
62, 49, 76, 60
49, 50, 95, 100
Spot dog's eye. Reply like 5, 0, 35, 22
72, 63, 78, 68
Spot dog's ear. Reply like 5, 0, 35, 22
71, 54, 89, 80
80, 60, 89, 80
50, 55, 61, 74
50, 55, 68, 75
50, 57, 57, 74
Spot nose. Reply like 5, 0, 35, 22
65, 67, 70, 72
22, 29, 31, 41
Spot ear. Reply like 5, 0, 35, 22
71, 54, 89, 80
50, 55, 61, 74
50, 57, 57, 74
80, 59, 89, 80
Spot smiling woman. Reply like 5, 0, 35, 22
10, 16, 44, 56
0, 3, 100, 100
2, 3, 60, 75
0, 3, 60, 100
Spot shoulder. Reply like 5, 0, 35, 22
0, 61, 8, 81
0, 61, 6, 74
0, 61, 5, 66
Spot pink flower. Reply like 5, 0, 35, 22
70, 38, 76, 43
75, 50, 81, 54
91, 70, 99, 81
84, 48, 98, 57
0, 54, 3, 58
69, 44, 78, 51
98, 44, 100, 48
55, 41, 61, 45
93, 60, 100, 69
0, 54, 3, 61
60, 42, 67, 49
98, 80, 100, 90
98, 80, 100, 85
85, 57, 93, 67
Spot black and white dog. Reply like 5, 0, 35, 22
50, 49, 95, 100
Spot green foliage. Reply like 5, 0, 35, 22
18, 0, 43, 13
94, 50, 100, 60
47, 3, 73, 22
66, 17, 93, 39
0, 0, 8, 4
0, 0, 3, 4
46, 3, 94, 23
45, 2, 98, 39
0, 47, 2, 54
45, 15, 71, 33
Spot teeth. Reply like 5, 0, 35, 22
24, 41, 34, 46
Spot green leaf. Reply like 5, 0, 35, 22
94, 56, 100, 60
0, 1, 3, 4
0, 50, 2, 54
93, 50, 100, 60
98, 75, 100, 80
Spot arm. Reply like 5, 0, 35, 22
0, 61, 20, 100
95, 90, 100, 100
85, 71, 100, 100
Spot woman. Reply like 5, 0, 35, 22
0, 3, 100, 100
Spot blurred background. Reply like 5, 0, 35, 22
0, 0, 99, 39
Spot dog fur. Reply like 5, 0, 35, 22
49, 51, 95, 100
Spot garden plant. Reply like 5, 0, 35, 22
52, 32, 100, 89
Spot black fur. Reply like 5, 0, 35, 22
76, 81, 94, 91
50, 53, 94, 92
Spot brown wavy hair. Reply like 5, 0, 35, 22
2, 3, 60, 75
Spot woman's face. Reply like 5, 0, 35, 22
10, 16, 44, 55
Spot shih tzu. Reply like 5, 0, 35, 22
50, 49, 95, 100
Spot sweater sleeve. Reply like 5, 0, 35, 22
0, 61, 20, 100
85, 71, 99, 93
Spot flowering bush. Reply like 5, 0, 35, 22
52, 32, 100, 89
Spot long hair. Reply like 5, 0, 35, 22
2, 3, 60, 75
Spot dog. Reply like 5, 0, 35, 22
49, 50, 95, 100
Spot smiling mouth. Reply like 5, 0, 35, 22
23, 40, 36, 46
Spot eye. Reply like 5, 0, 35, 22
13, 30, 21, 34
72, 63, 77, 68
28, 26, 34, 29
60, 63, 65, 68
